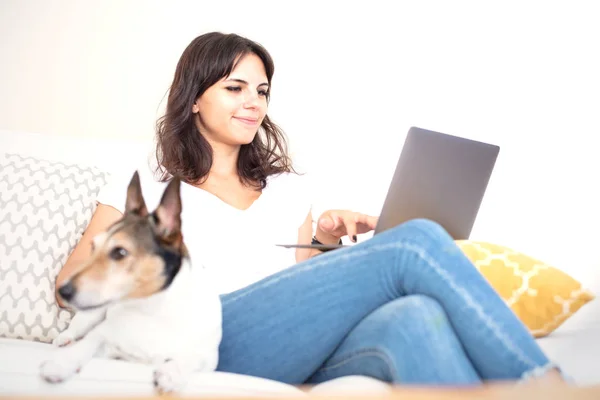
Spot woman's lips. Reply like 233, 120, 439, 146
233, 117, 259, 126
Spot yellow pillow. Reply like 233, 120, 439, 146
455, 240, 595, 338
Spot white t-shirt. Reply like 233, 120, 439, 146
96, 161, 313, 295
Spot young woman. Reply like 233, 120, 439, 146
56, 31, 566, 386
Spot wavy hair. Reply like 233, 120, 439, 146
154, 32, 295, 189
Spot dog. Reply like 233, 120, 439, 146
39, 171, 223, 394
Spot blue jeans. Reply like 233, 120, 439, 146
216, 219, 559, 385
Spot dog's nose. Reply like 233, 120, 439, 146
58, 282, 76, 302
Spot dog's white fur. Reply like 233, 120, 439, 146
39, 257, 222, 394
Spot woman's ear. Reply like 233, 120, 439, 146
192, 102, 199, 113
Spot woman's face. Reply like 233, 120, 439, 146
193, 53, 269, 148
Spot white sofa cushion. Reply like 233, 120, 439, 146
0, 337, 393, 397
0, 152, 109, 343
0, 337, 305, 397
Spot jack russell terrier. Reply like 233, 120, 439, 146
39, 171, 223, 394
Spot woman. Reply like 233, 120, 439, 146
56, 32, 566, 386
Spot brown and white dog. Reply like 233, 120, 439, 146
39, 171, 223, 394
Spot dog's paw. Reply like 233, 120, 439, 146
39, 359, 80, 384
52, 331, 76, 347
153, 360, 188, 394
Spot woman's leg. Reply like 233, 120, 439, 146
217, 219, 559, 384
307, 294, 482, 385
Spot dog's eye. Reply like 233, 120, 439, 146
109, 247, 128, 260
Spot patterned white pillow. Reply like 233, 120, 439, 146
0, 153, 109, 343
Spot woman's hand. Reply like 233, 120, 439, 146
316, 210, 379, 243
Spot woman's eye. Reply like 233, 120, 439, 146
258, 89, 269, 97
226, 86, 242, 92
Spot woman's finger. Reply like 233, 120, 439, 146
354, 214, 378, 233
319, 212, 339, 233
344, 216, 358, 243
332, 213, 343, 231
366, 215, 379, 229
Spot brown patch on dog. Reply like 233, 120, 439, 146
128, 254, 168, 298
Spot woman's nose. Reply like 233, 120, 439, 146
243, 92, 259, 108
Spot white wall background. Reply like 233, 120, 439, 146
1, 0, 599, 281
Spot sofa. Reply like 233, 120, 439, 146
1, 128, 599, 397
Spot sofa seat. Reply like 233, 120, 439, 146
2, 293, 599, 397
0, 337, 393, 397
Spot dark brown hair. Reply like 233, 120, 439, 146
154, 32, 295, 189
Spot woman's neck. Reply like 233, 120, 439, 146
210, 156, 238, 180
206, 139, 240, 180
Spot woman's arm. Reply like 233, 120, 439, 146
296, 210, 318, 263
55, 204, 123, 306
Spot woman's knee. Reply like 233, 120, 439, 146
370, 295, 449, 341
386, 218, 453, 245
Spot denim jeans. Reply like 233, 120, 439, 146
216, 219, 559, 385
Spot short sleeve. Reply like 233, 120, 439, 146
95, 159, 161, 214
95, 169, 133, 214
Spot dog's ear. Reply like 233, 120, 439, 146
125, 171, 148, 217
154, 177, 182, 239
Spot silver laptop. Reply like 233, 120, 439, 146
278, 126, 499, 250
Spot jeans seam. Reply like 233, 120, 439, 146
222, 239, 539, 371
406, 241, 540, 370
316, 347, 398, 379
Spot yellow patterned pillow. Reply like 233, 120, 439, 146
456, 240, 595, 338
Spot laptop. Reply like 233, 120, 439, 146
278, 126, 500, 251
